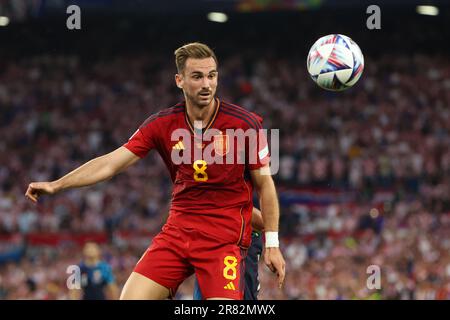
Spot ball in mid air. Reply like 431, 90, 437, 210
307, 34, 364, 91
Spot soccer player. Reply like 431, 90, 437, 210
25, 42, 285, 300
69, 242, 119, 300
193, 207, 264, 300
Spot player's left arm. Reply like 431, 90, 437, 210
106, 282, 120, 300
250, 166, 286, 289
103, 263, 120, 300
251, 207, 264, 232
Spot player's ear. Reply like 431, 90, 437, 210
175, 73, 183, 89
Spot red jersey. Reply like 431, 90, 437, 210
123, 98, 269, 248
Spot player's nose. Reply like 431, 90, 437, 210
201, 78, 211, 89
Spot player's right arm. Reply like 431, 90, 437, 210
25, 146, 140, 203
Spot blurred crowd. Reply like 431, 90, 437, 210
0, 20, 449, 299
1, 200, 449, 300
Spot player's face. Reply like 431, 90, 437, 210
83, 243, 100, 261
176, 57, 218, 108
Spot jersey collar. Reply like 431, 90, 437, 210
184, 97, 220, 136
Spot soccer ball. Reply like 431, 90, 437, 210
307, 34, 364, 91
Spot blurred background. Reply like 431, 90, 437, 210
0, 0, 449, 300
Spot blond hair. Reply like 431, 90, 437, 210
174, 42, 218, 74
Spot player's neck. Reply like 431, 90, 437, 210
85, 258, 99, 267
185, 98, 217, 129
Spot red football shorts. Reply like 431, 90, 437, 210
134, 224, 247, 299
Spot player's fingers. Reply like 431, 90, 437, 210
25, 192, 37, 203
25, 185, 38, 202
265, 260, 276, 273
277, 262, 286, 289
269, 263, 276, 273
272, 259, 285, 288
28, 182, 39, 190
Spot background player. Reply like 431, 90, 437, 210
69, 242, 119, 300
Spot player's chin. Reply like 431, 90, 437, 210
196, 95, 213, 106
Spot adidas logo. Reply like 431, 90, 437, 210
224, 281, 236, 290
172, 141, 185, 150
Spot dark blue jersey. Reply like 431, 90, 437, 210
79, 261, 115, 300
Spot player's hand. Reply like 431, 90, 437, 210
264, 247, 286, 289
25, 182, 58, 203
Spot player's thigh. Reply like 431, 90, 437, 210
120, 271, 170, 300
127, 227, 193, 299
194, 241, 247, 300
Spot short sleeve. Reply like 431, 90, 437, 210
123, 115, 159, 158
247, 113, 270, 171
102, 263, 115, 284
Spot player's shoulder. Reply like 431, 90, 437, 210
139, 101, 185, 129
98, 261, 112, 271
219, 100, 263, 129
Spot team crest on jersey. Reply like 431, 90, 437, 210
214, 134, 229, 156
